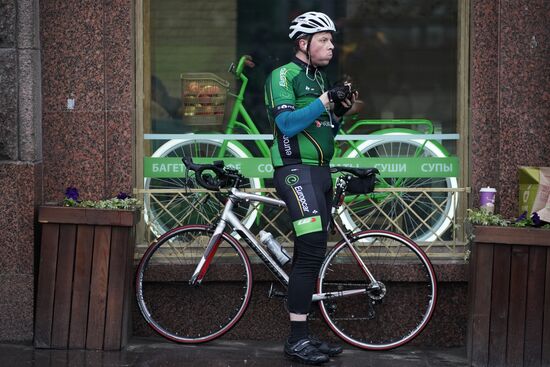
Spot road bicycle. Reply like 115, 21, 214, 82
144, 55, 457, 242
136, 158, 438, 350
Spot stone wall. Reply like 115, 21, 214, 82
132, 264, 468, 346
470, 0, 550, 218
0, 0, 42, 342
40, 0, 134, 203
0, 0, 135, 343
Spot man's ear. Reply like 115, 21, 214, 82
299, 39, 308, 52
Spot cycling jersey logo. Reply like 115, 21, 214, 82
276, 104, 295, 114
285, 174, 299, 186
279, 68, 289, 88
282, 135, 292, 156
315, 120, 332, 128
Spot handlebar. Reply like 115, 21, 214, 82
183, 157, 379, 196
345, 119, 435, 134
182, 157, 244, 191
229, 55, 255, 78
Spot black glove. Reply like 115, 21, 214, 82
333, 101, 352, 118
327, 84, 352, 103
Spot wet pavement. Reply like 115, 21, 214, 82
0, 337, 467, 366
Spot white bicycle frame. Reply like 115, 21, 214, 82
188, 185, 382, 302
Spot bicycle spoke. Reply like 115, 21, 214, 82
136, 226, 252, 343
318, 231, 437, 350
340, 138, 457, 241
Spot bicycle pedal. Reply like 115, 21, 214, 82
268, 283, 287, 299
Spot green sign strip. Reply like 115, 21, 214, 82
331, 157, 459, 177
144, 157, 459, 178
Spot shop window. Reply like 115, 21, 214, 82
138, 0, 466, 246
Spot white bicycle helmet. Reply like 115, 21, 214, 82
289, 11, 336, 40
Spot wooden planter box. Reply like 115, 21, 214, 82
467, 226, 550, 366
34, 206, 139, 350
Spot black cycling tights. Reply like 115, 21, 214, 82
273, 164, 332, 314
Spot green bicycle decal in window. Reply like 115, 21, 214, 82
143, 55, 459, 242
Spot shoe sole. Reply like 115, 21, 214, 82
284, 352, 329, 365
313, 345, 343, 357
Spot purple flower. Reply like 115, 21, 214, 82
515, 211, 527, 222
531, 212, 541, 226
65, 186, 79, 201
116, 192, 130, 200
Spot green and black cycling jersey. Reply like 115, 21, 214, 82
265, 57, 336, 167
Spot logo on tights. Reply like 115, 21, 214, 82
285, 174, 299, 186
294, 185, 310, 212
293, 215, 322, 236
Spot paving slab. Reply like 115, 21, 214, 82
0, 337, 467, 366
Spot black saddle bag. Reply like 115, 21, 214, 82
346, 175, 377, 195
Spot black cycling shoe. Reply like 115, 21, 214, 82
309, 336, 343, 356
284, 338, 330, 365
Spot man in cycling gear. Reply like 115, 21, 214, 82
265, 11, 357, 364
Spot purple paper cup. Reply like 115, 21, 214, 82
480, 187, 496, 213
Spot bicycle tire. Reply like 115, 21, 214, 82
341, 131, 458, 242
318, 230, 437, 350
136, 225, 253, 343
144, 138, 262, 237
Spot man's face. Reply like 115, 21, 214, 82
308, 32, 334, 67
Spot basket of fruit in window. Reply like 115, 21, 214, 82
181, 73, 230, 127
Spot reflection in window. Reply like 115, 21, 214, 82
146, 0, 458, 146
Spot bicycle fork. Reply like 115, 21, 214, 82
188, 200, 237, 285
188, 219, 226, 286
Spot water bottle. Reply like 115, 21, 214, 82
259, 230, 291, 266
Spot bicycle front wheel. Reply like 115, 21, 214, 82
136, 225, 253, 343
318, 230, 437, 350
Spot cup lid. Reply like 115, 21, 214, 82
480, 187, 496, 192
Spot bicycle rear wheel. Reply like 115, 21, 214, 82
318, 230, 437, 350
136, 225, 252, 343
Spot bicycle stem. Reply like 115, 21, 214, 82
220, 74, 249, 157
